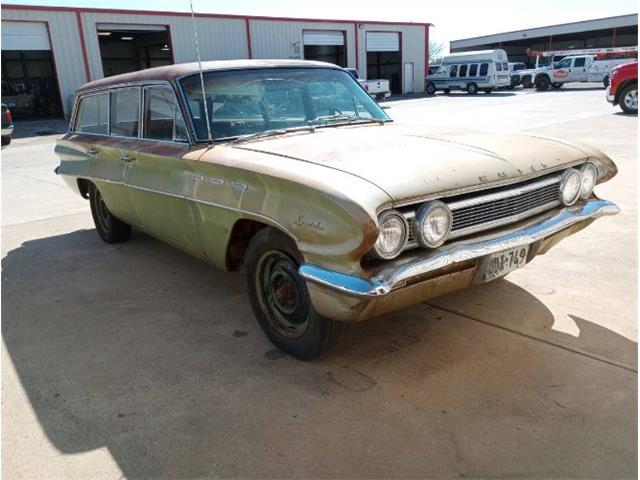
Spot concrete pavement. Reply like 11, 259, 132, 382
2, 85, 637, 479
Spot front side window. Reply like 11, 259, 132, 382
449, 65, 458, 78
479, 63, 489, 76
459, 65, 467, 77
557, 58, 572, 69
143, 86, 189, 142
180, 67, 390, 141
110, 87, 140, 137
573, 57, 586, 67
469, 64, 478, 76
75, 93, 109, 134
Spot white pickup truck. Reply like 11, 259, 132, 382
344, 68, 391, 100
529, 55, 634, 90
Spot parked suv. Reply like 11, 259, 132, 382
606, 61, 637, 114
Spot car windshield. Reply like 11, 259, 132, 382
180, 67, 391, 141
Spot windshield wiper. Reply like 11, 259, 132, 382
229, 125, 316, 144
310, 114, 386, 126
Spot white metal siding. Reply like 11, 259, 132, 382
2, 21, 51, 50
303, 30, 344, 46
250, 20, 356, 67
0, 9, 88, 116
366, 32, 399, 52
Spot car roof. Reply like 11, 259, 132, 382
77, 59, 340, 93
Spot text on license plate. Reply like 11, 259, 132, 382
482, 246, 529, 282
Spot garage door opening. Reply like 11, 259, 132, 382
97, 24, 173, 77
1, 21, 63, 119
366, 32, 401, 94
303, 30, 346, 67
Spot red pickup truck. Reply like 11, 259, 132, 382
606, 61, 637, 114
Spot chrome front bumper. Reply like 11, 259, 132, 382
300, 199, 619, 298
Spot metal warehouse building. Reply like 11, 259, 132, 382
451, 14, 638, 66
1, 4, 430, 120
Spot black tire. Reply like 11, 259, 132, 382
619, 83, 638, 114
1, 135, 10, 146
522, 77, 533, 88
483, 88, 493, 94
443, 88, 451, 94
245, 227, 344, 360
603, 75, 610, 88
551, 82, 563, 89
425, 82, 436, 95
535, 75, 550, 91
467, 82, 478, 94
89, 184, 132, 244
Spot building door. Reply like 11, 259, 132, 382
366, 32, 401, 94
1, 21, 63, 119
303, 30, 346, 67
403, 62, 414, 93
97, 24, 172, 77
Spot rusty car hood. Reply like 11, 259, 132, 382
232, 123, 595, 205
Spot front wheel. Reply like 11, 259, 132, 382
467, 82, 478, 94
425, 82, 436, 95
89, 184, 132, 243
535, 76, 550, 91
245, 228, 344, 359
619, 84, 638, 114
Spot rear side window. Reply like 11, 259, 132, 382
449, 65, 458, 77
469, 64, 478, 76
110, 87, 140, 137
459, 65, 467, 77
143, 86, 189, 142
75, 93, 108, 134
480, 63, 489, 76
574, 57, 586, 67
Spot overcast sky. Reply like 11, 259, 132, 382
5, 0, 637, 51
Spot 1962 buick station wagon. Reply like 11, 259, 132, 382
55, 60, 620, 359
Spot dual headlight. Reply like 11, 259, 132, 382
373, 201, 453, 260
560, 162, 598, 206
373, 162, 598, 260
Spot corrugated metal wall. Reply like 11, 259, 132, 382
1, 7, 428, 118
1, 9, 88, 116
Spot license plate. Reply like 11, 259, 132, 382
481, 246, 529, 282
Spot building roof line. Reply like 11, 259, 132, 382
1, 4, 433, 28
451, 13, 637, 44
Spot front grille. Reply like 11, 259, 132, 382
404, 172, 564, 248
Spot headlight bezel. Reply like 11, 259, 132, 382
415, 200, 453, 248
579, 162, 598, 199
559, 168, 582, 206
372, 209, 408, 260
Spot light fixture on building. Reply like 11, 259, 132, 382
121, 36, 134, 41
161, 44, 170, 51
97, 31, 111, 36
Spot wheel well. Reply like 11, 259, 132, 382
226, 219, 270, 272
615, 80, 637, 104
77, 178, 93, 199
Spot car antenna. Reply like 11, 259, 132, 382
189, 0, 213, 147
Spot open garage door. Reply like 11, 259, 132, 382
303, 30, 346, 67
366, 32, 401, 94
97, 23, 173, 77
1, 21, 63, 119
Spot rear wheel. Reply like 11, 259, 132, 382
535, 75, 550, 91
245, 228, 344, 360
467, 82, 478, 94
425, 82, 436, 95
619, 84, 638, 114
89, 184, 132, 243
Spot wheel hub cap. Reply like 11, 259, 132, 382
624, 89, 638, 110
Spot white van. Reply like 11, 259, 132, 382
425, 49, 511, 95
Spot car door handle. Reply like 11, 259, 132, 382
120, 155, 136, 163
86, 148, 99, 155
